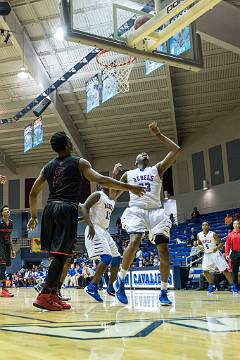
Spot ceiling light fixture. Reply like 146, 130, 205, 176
54, 27, 64, 41
17, 67, 29, 79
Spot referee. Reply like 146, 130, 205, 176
225, 220, 240, 287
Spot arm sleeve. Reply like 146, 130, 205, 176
225, 235, 231, 256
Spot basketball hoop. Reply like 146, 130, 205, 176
96, 50, 136, 93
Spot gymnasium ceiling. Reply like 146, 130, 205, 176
0, 0, 240, 173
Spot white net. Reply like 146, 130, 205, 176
97, 51, 135, 93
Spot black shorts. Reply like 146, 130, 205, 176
0, 242, 11, 267
41, 201, 78, 256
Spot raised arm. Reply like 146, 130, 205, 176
79, 158, 145, 197
148, 122, 181, 177
27, 169, 46, 231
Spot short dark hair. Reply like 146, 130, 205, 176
202, 221, 210, 226
1, 205, 9, 216
50, 132, 69, 153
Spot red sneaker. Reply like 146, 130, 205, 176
0, 288, 14, 297
52, 293, 71, 310
58, 290, 71, 302
33, 293, 62, 311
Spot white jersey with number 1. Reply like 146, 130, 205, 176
85, 191, 120, 259
89, 191, 115, 229
127, 166, 162, 210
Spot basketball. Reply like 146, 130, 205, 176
134, 15, 150, 30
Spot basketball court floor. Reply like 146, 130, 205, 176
1, 289, 239, 359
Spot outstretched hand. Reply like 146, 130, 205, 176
148, 121, 160, 136
113, 163, 123, 177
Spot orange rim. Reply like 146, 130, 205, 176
96, 49, 135, 68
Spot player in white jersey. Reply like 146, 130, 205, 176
197, 221, 237, 294
112, 122, 181, 306
81, 187, 121, 302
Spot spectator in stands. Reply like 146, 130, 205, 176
191, 207, 201, 223
225, 213, 233, 227
75, 264, 83, 288
234, 212, 240, 221
137, 256, 143, 267
225, 220, 240, 288
153, 256, 160, 267
189, 228, 197, 247
116, 217, 122, 237
82, 264, 93, 287
190, 240, 201, 265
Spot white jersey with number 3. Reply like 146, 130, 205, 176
127, 166, 162, 209
198, 231, 216, 254
89, 191, 115, 229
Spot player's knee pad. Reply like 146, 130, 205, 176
111, 256, 121, 267
154, 234, 169, 246
0, 264, 6, 280
100, 254, 112, 266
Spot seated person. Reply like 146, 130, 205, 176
190, 240, 201, 264
191, 207, 201, 223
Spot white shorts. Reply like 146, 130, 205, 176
85, 224, 120, 260
121, 207, 172, 243
202, 251, 228, 272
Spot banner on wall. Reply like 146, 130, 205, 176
131, 269, 174, 289
24, 124, 33, 153
86, 74, 99, 113
145, 44, 165, 75
103, 268, 174, 289
33, 117, 43, 147
102, 68, 118, 103
31, 237, 41, 252
169, 25, 191, 56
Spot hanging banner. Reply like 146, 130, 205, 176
145, 44, 165, 75
102, 69, 118, 103
169, 25, 191, 56
24, 124, 33, 153
33, 117, 43, 147
86, 74, 99, 113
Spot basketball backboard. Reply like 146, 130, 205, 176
60, 0, 221, 71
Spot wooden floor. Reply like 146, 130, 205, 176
0, 288, 240, 360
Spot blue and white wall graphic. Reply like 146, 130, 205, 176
86, 74, 100, 113
33, 117, 43, 148
24, 125, 33, 153
102, 69, 118, 103
169, 26, 191, 56
145, 44, 165, 75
